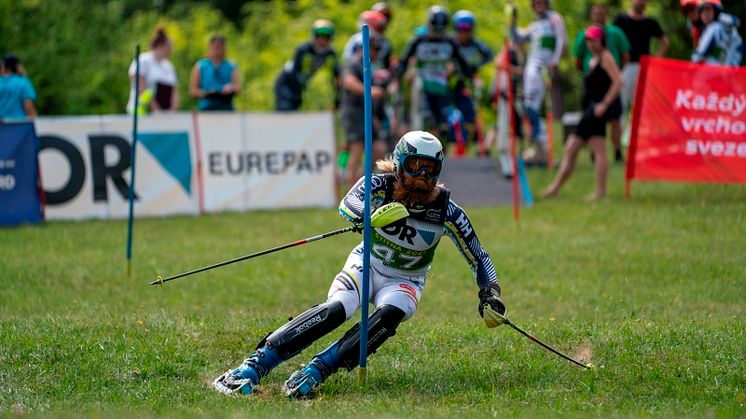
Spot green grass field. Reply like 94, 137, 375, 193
1, 162, 745, 417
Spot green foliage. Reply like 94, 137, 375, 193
1, 161, 745, 416
0, 0, 729, 116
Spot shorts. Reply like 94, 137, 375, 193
327, 247, 426, 321
575, 95, 623, 140
574, 102, 607, 140
342, 108, 381, 144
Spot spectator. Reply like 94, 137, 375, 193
681, 0, 703, 48
573, 3, 629, 162
274, 19, 340, 111
484, 42, 524, 175
371, 2, 393, 24
613, 0, 668, 132
452, 10, 494, 149
189, 35, 240, 111
370, 2, 397, 69
340, 34, 391, 190
542, 25, 622, 202
342, 10, 392, 69
0, 54, 37, 120
341, 10, 396, 146
127, 27, 179, 115
396, 6, 472, 152
691, 0, 743, 66
510, 0, 567, 164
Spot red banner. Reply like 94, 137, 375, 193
626, 57, 746, 190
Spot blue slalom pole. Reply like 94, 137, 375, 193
126, 44, 141, 275
359, 24, 373, 383
516, 157, 534, 206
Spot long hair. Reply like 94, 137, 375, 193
376, 155, 396, 173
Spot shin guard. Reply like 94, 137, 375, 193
334, 304, 406, 371
263, 300, 346, 360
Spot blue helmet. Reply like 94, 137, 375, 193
453, 10, 476, 31
393, 131, 444, 180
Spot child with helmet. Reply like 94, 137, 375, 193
691, 0, 743, 66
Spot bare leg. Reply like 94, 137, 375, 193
372, 141, 387, 167
587, 136, 608, 200
483, 127, 496, 152
542, 135, 584, 198
610, 119, 623, 162
346, 142, 363, 190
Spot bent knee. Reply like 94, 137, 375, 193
328, 272, 362, 320
377, 286, 420, 321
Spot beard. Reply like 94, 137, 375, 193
392, 175, 440, 206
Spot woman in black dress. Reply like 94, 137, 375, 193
542, 25, 623, 201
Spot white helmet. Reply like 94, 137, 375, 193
393, 131, 444, 180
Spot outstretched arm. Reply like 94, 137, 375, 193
511, 22, 532, 45
443, 201, 499, 289
444, 201, 506, 326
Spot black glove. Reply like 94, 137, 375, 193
478, 283, 506, 328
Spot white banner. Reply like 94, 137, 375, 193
34, 111, 336, 220
198, 112, 336, 212
36, 113, 198, 220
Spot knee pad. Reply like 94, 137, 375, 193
264, 300, 346, 360
335, 304, 406, 371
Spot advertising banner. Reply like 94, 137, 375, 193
32, 111, 335, 220
626, 57, 746, 187
198, 112, 336, 212
35, 114, 199, 219
0, 122, 43, 225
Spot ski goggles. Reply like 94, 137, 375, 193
401, 155, 442, 179
313, 27, 335, 38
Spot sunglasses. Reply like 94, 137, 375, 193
402, 155, 442, 179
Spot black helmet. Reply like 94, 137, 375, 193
427, 5, 450, 35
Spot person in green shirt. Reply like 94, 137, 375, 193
573, 3, 630, 163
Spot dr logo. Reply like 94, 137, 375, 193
381, 223, 416, 245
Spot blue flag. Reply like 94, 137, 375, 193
0, 122, 43, 225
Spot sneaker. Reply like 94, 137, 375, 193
283, 358, 332, 399
213, 370, 256, 395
